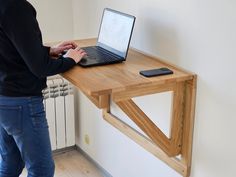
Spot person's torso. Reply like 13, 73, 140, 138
0, 0, 46, 97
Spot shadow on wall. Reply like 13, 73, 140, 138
133, 7, 181, 65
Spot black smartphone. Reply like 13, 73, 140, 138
139, 67, 173, 77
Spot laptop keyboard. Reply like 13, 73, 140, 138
82, 47, 122, 62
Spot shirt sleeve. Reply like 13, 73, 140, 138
1, 1, 76, 78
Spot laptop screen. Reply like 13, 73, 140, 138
97, 8, 135, 58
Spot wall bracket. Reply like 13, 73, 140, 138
101, 77, 196, 177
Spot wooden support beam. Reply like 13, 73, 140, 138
102, 79, 196, 177
181, 76, 197, 177
112, 82, 175, 102
81, 90, 109, 109
169, 82, 185, 155
116, 99, 172, 156
103, 110, 187, 176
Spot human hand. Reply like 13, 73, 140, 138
63, 47, 87, 63
50, 41, 77, 57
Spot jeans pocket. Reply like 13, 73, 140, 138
0, 105, 23, 135
29, 98, 48, 129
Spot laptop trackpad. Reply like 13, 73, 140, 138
79, 57, 97, 64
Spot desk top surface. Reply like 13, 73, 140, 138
61, 38, 194, 96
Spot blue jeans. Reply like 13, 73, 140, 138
0, 96, 55, 177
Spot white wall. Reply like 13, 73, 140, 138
28, 0, 74, 43
72, 0, 92, 39
32, 0, 236, 177
72, 0, 236, 177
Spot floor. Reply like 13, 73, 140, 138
20, 150, 105, 177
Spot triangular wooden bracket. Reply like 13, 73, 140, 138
102, 77, 197, 177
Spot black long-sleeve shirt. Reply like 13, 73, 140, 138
0, 0, 76, 96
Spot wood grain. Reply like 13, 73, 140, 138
61, 38, 194, 97
116, 99, 171, 155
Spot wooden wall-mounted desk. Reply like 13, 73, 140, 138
61, 38, 197, 177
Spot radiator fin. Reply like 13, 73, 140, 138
43, 77, 75, 150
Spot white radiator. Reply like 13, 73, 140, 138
43, 77, 75, 151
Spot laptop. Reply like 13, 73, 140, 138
79, 8, 136, 67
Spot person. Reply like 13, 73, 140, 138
0, 0, 86, 176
